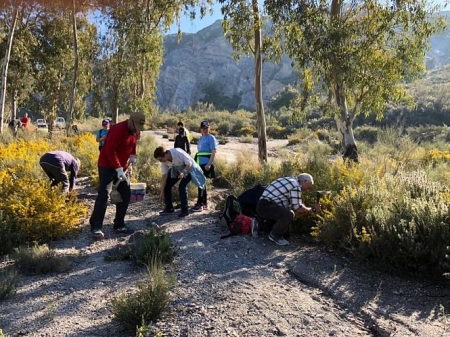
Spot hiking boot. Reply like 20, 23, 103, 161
251, 218, 259, 238
92, 229, 105, 240
178, 210, 189, 217
159, 208, 174, 215
268, 233, 289, 246
190, 204, 203, 212
114, 226, 135, 235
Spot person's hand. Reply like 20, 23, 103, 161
205, 164, 211, 171
129, 155, 137, 165
116, 167, 126, 180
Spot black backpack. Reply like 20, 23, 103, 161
237, 184, 267, 217
219, 195, 242, 229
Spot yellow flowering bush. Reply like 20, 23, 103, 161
0, 137, 90, 254
0, 173, 87, 254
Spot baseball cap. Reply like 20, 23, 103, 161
102, 119, 110, 126
130, 112, 147, 131
200, 120, 209, 128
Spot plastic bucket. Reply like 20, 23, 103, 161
130, 183, 146, 203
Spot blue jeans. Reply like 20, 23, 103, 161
164, 169, 192, 212
89, 167, 131, 232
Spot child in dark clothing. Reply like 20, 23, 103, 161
174, 127, 190, 154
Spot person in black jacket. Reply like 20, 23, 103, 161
174, 127, 190, 155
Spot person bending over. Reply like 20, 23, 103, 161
256, 173, 321, 246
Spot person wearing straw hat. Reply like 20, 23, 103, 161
89, 112, 147, 240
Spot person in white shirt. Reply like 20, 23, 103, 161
154, 146, 206, 218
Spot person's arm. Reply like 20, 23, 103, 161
185, 137, 191, 154
291, 188, 322, 215
206, 149, 216, 169
95, 130, 104, 143
205, 136, 217, 169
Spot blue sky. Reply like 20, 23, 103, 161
168, 2, 223, 34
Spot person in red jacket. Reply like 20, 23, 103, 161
89, 112, 147, 240
20, 113, 30, 130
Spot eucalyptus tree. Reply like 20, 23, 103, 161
31, 8, 98, 134
0, 0, 19, 133
97, 0, 200, 123
265, 0, 446, 162
220, 0, 268, 163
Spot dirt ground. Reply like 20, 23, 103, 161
1, 132, 450, 337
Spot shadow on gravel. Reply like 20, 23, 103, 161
149, 208, 450, 336
285, 241, 450, 335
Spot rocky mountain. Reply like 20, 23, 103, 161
156, 17, 450, 112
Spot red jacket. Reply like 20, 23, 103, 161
98, 120, 137, 170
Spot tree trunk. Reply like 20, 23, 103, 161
66, 0, 79, 136
252, 0, 268, 163
11, 90, 17, 120
0, 6, 19, 134
334, 83, 358, 162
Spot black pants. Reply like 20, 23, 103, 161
89, 167, 131, 231
196, 164, 215, 206
40, 161, 70, 193
164, 170, 192, 212
256, 199, 294, 238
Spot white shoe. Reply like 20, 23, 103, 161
268, 233, 289, 246
251, 218, 259, 238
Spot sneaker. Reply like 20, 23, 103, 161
268, 233, 289, 246
190, 204, 203, 212
114, 227, 135, 235
178, 210, 189, 217
202, 204, 208, 211
92, 230, 104, 240
251, 218, 259, 238
159, 208, 174, 215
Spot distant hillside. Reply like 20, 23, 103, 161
156, 17, 450, 112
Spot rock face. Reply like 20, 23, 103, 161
156, 20, 298, 111
156, 17, 450, 111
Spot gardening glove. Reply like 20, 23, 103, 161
129, 155, 137, 165
116, 167, 126, 181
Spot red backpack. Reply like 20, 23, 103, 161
221, 214, 252, 239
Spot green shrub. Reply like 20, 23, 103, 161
314, 170, 450, 274
354, 126, 378, 144
112, 263, 175, 330
239, 136, 253, 144
128, 229, 176, 267
12, 244, 71, 275
106, 229, 176, 268
0, 265, 17, 300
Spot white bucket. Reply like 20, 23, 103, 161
130, 183, 146, 203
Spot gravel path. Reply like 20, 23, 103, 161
1, 181, 449, 336
1, 135, 450, 336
